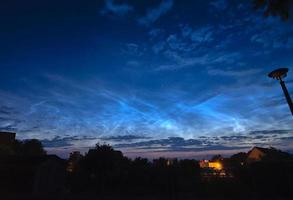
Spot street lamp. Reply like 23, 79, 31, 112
268, 68, 293, 115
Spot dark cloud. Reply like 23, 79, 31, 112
249, 129, 293, 135
134, 144, 247, 152
194, 145, 249, 152
114, 136, 250, 153
41, 135, 97, 148
0, 125, 17, 132
0, 106, 18, 116
114, 137, 203, 149
220, 135, 250, 141
41, 136, 75, 148
113, 133, 292, 153
100, 135, 151, 142
280, 136, 293, 141
254, 135, 267, 139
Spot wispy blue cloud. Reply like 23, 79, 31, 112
1, 72, 293, 157
100, 0, 133, 16
207, 68, 261, 77
210, 0, 228, 11
122, 43, 145, 57
1, 0, 293, 158
190, 26, 214, 43
138, 0, 174, 26
154, 50, 243, 71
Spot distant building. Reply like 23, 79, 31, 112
199, 160, 222, 170
0, 154, 65, 194
67, 151, 83, 172
199, 160, 228, 178
199, 160, 208, 168
208, 161, 223, 170
0, 131, 16, 146
33, 155, 66, 194
0, 132, 16, 155
247, 146, 292, 163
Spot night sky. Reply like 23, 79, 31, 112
1, 0, 293, 158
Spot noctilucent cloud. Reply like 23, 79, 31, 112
0, 0, 293, 158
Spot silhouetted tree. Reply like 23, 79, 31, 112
0, 139, 46, 156
261, 147, 293, 161
67, 151, 83, 172
127, 157, 151, 194
79, 143, 129, 194
81, 144, 126, 173
211, 154, 223, 161
21, 139, 46, 156
0, 139, 23, 156
248, 161, 293, 197
253, 0, 293, 20
0, 145, 14, 155
132, 157, 150, 167
230, 152, 247, 164
13, 139, 23, 155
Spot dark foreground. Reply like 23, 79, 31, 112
1, 144, 293, 200
2, 194, 293, 200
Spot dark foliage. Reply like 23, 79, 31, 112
67, 144, 293, 199
247, 161, 293, 197
0, 139, 46, 156
211, 154, 223, 161
20, 139, 47, 156
1, 143, 293, 199
254, 0, 293, 20
69, 145, 202, 198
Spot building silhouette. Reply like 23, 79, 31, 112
0, 131, 16, 146
247, 146, 292, 163
0, 131, 16, 155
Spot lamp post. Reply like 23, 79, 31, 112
268, 68, 293, 116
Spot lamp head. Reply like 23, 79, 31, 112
268, 68, 289, 80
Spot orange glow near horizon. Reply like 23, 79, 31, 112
208, 162, 222, 170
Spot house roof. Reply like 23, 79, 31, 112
248, 146, 292, 160
252, 147, 275, 154
0, 131, 16, 137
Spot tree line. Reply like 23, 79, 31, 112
1, 140, 293, 199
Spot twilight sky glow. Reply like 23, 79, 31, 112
1, 0, 293, 158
